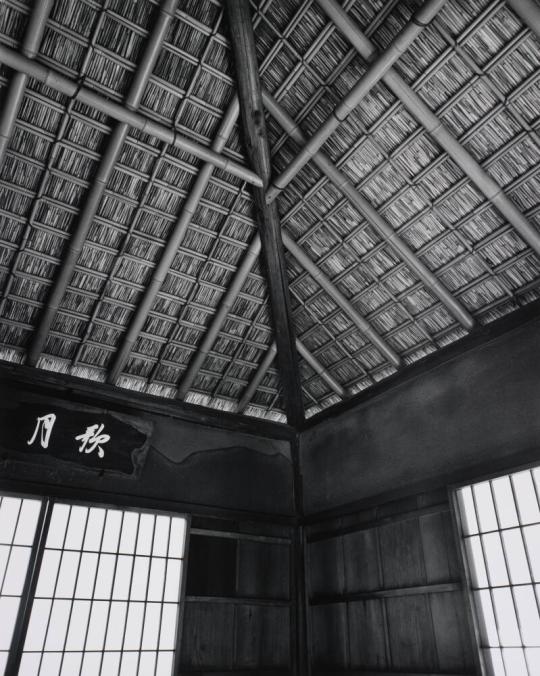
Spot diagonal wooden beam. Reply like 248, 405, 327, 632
262, 90, 475, 332
226, 0, 304, 426
0, 0, 54, 168
236, 338, 347, 414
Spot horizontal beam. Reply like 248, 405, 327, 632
0, 360, 295, 440
185, 595, 290, 606
310, 581, 461, 605
0, 43, 263, 188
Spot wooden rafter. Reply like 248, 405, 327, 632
226, 0, 305, 426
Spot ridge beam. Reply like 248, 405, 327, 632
226, 0, 305, 426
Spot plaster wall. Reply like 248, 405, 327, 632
300, 317, 540, 515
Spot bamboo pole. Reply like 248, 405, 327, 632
0, 0, 54, 166
263, 90, 475, 332
107, 97, 241, 384
315, 0, 540, 258
0, 44, 263, 187
26, 0, 185, 366
266, 0, 448, 203
506, 0, 540, 39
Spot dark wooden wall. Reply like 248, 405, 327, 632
180, 517, 293, 675
306, 489, 477, 676
0, 362, 295, 518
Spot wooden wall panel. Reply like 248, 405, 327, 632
186, 535, 237, 596
180, 529, 292, 674
306, 492, 478, 675
309, 537, 344, 597
311, 603, 348, 669
343, 528, 380, 592
386, 594, 438, 671
420, 511, 461, 584
379, 519, 425, 588
237, 540, 289, 599
347, 599, 387, 669
430, 591, 475, 673
181, 601, 235, 669
235, 604, 290, 668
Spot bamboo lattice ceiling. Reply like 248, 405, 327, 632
0, 0, 538, 424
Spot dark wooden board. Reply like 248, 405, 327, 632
347, 599, 388, 669
235, 604, 290, 668
343, 527, 380, 592
237, 540, 290, 600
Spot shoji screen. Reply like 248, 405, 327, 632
455, 467, 540, 676
0, 493, 188, 676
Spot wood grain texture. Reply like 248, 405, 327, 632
306, 493, 478, 675
226, 0, 304, 426
379, 519, 426, 588
386, 594, 438, 671
309, 536, 345, 597
237, 540, 290, 599
311, 603, 348, 669
181, 601, 235, 669
430, 591, 476, 673
180, 527, 292, 672
420, 511, 461, 584
348, 599, 387, 669
235, 604, 290, 668
343, 527, 380, 592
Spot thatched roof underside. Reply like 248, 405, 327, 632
0, 0, 538, 423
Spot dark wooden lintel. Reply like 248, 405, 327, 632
185, 595, 290, 607
310, 581, 462, 606
0, 360, 294, 440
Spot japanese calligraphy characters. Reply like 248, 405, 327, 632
75, 423, 110, 459
26, 413, 56, 449
27, 413, 110, 459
